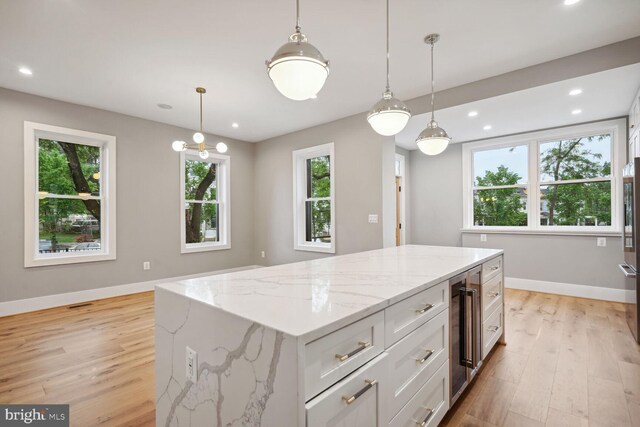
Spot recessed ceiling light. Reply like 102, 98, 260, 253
571, 109, 582, 115
18, 67, 33, 75
231, 122, 239, 128
157, 103, 173, 110
468, 111, 478, 117
564, 0, 580, 5
483, 125, 492, 131
569, 89, 583, 96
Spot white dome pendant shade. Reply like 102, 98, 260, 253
367, 0, 411, 136
266, 0, 329, 101
367, 90, 411, 136
416, 34, 451, 156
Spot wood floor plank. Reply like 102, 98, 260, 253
587, 375, 632, 427
544, 407, 588, 427
467, 376, 517, 426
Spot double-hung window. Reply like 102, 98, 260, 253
463, 119, 624, 233
180, 151, 230, 253
24, 122, 116, 267
293, 143, 335, 253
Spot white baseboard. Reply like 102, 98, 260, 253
0, 265, 263, 317
506, 276, 632, 303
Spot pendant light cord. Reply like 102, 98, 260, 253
199, 91, 203, 133
385, 0, 390, 91
430, 42, 435, 122
295, 0, 301, 32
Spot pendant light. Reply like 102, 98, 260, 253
416, 34, 451, 156
171, 87, 228, 157
367, 0, 411, 136
266, 0, 329, 101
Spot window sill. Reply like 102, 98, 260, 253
26, 252, 116, 268
181, 243, 230, 254
294, 243, 335, 254
460, 228, 621, 237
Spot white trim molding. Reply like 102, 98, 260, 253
292, 142, 336, 253
505, 276, 632, 303
24, 121, 117, 267
0, 265, 263, 317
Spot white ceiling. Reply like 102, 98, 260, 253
396, 63, 640, 150
1, 0, 640, 142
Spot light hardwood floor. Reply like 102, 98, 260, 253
0, 289, 638, 426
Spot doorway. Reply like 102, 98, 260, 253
395, 153, 406, 246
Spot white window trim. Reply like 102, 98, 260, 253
462, 119, 625, 234
180, 150, 231, 253
24, 121, 117, 267
292, 142, 336, 253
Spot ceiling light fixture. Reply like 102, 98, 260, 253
266, 0, 329, 101
572, 109, 582, 115
468, 111, 478, 117
171, 87, 228, 157
18, 67, 33, 75
416, 34, 451, 156
483, 125, 492, 130
564, 0, 580, 5
366, 0, 411, 136
231, 122, 239, 128
569, 88, 583, 96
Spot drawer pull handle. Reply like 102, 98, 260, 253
489, 265, 500, 271
415, 407, 434, 426
488, 325, 499, 332
335, 341, 371, 362
416, 349, 434, 364
490, 292, 500, 297
415, 303, 434, 315
342, 379, 377, 404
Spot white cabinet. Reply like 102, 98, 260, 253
306, 353, 388, 427
482, 304, 504, 359
482, 273, 503, 320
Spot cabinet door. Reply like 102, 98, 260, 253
306, 353, 387, 427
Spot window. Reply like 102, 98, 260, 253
180, 151, 230, 253
24, 122, 116, 267
463, 119, 624, 233
293, 143, 335, 253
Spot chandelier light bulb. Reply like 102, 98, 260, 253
172, 140, 187, 152
199, 149, 210, 160
193, 132, 205, 144
216, 142, 228, 153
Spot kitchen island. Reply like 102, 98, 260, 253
155, 245, 504, 427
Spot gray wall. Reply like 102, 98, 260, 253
0, 88, 256, 302
253, 113, 388, 266
408, 141, 625, 290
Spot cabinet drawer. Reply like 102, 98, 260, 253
386, 308, 449, 419
482, 256, 503, 283
305, 311, 384, 401
388, 360, 449, 427
384, 281, 448, 346
482, 273, 503, 319
306, 353, 387, 427
482, 305, 503, 359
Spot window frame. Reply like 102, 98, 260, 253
24, 121, 117, 267
179, 150, 230, 253
462, 119, 625, 234
292, 142, 335, 253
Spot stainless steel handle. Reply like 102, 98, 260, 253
415, 303, 434, 314
335, 341, 371, 362
489, 265, 500, 271
415, 407, 434, 426
342, 379, 377, 404
619, 264, 637, 278
416, 349, 434, 364
488, 325, 499, 332
490, 291, 500, 297
466, 288, 479, 369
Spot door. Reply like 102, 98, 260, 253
396, 177, 401, 246
449, 273, 468, 405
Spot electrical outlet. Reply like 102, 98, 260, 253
186, 346, 198, 383
368, 214, 378, 224
261, 251, 265, 258
480, 234, 487, 242
597, 237, 607, 247
143, 261, 151, 270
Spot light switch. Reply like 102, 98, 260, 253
368, 214, 378, 224
480, 234, 487, 242
597, 237, 606, 247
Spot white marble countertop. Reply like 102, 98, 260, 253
156, 245, 502, 341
